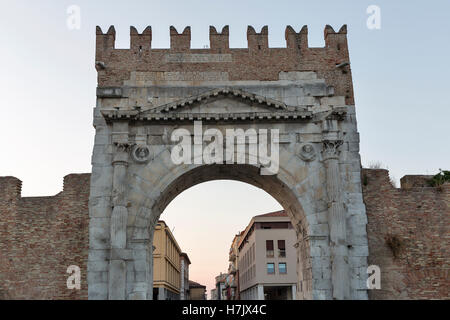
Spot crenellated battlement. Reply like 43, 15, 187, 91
95, 24, 354, 104
96, 24, 348, 52
130, 26, 152, 52
209, 25, 229, 50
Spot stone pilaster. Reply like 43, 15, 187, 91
111, 143, 129, 248
322, 125, 350, 299
108, 141, 130, 300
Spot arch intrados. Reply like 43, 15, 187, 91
148, 164, 307, 232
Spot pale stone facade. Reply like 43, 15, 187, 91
238, 211, 297, 300
88, 25, 369, 300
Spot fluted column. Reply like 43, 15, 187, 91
322, 138, 350, 300
108, 143, 129, 300
111, 143, 129, 248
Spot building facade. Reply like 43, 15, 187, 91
238, 211, 297, 300
210, 289, 217, 300
189, 280, 207, 300
226, 232, 243, 300
153, 221, 182, 300
89, 23, 371, 300
214, 273, 228, 300
180, 253, 191, 300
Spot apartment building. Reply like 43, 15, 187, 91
214, 272, 228, 300
153, 220, 182, 300
189, 280, 207, 300
180, 252, 191, 300
210, 288, 217, 300
238, 210, 297, 300
226, 232, 243, 300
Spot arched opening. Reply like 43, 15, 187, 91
159, 179, 283, 299
127, 163, 315, 300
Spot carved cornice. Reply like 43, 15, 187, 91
99, 89, 348, 123
101, 110, 313, 122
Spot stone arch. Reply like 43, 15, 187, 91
90, 24, 370, 301
124, 144, 329, 300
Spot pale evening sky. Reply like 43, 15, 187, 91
0, 0, 449, 296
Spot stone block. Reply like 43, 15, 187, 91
89, 249, 110, 261
87, 260, 109, 272
108, 260, 126, 300
88, 271, 108, 283
88, 283, 108, 300
279, 71, 317, 81
313, 278, 332, 290
349, 245, 369, 257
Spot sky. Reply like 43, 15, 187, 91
0, 0, 449, 297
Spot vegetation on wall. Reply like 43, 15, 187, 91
428, 169, 450, 187
385, 234, 403, 259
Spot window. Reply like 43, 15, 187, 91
278, 240, 286, 257
267, 263, 275, 274
252, 243, 255, 261
266, 240, 274, 257
279, 263, 287, 274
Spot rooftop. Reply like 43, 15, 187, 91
255, 210, 287, 218
189, 280, 206, 289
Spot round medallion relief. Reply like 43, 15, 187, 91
131, 145, 152, 163
298, 143, 316, 162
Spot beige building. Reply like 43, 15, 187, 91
153, 220, 182, 300
189, 280, 207, 300
238, 211, 297, 300
226, 232, 243, 300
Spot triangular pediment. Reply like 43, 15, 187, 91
100, 88, 322, 122
143, 88, 302, 114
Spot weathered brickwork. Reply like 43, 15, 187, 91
1, 170, 447, 299
362, 169, 450, 299
0, 175, 90, 299
96, 25, 354, 105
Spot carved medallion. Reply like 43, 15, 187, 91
131, 145, 152, 163
298, 143, 316, 162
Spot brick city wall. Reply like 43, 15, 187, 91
0, 170, 448, 299
0, 174, 90, 300
362, 169, 449, 299
96, 25, 355, 105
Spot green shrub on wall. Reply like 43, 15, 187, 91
428, 169, 450, 187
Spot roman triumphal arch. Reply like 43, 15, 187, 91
88, 24, 369, 300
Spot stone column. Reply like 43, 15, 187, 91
108, 142, 129, 300
322, 136, 350, 300
291, 284, 297, 300
257, 284, 264, 300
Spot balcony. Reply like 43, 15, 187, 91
228, 264, 237, 275
229, 252, 236, 262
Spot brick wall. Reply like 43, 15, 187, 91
0, 174, 90, 299
0, 170, 448, 299
362, 169, 449, 299
95, 25, 354, 105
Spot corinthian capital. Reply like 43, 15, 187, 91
322, 139, 343, 160
115, 142, 131, 153
112, 143, 131, 166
